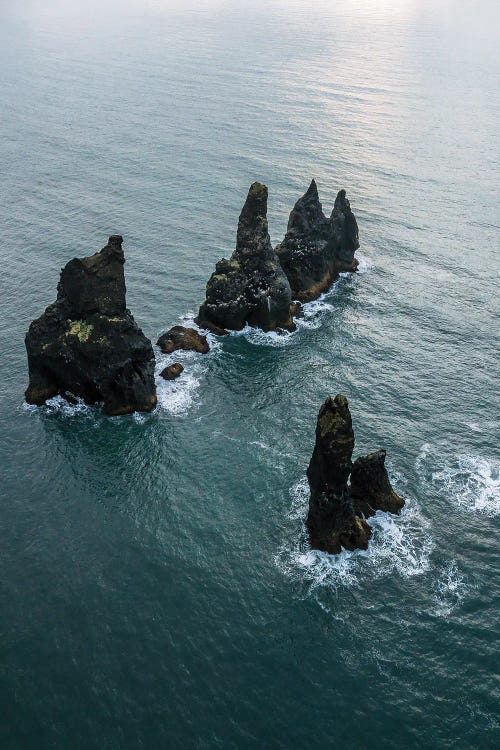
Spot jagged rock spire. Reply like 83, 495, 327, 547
276, 181, 360, 300
197, 183, 294, 332
25, 237, 156, 415
306, 395, 371, 554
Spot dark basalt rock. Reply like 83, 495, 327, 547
160, 363, 184, 381
276, 181, 359, 301
351, 449, 405, 518
25, 236, 157, 416
157, 326, 209, 354
331, 189, 360, 273
197, 183, 295, 332
305, 395, 405, 555
306, 395, 371, 554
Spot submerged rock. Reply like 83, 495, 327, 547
276, 181, 359, 301
157, 326, 209, 354
197, 182, 295, 332
305, 395, 404, 555
160, 363, 184, 381
351, 449, 405, 517
25, 236, 157, 416
306, 395, 371, 554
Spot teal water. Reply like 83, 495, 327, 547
1, 1, 499, 747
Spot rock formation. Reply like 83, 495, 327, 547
157, 326, 209, 354
276, 181, 359, 301
351, 450, 405, 517
25, 236, 157, 416
197, 182, 295, 332
306, 395, 371, 554
160, 363, 184, 381
306, 395, 404, 554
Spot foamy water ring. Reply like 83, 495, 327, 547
275, 474, 433, 593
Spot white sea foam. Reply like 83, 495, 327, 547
432, 455, 500, 517
354, 253, 374, 274
23, 394, 95, 418
275, 474, 433, 593
431, 562, 472, 618
154, 313, 222, 415
295, 297, 335, 331
226, 255, 374, 346
229, 324, 294, 347
156, 369, 201, 415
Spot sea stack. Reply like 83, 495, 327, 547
306, 395, 371, 554
306, 395, 405, 554
276, 181, 359, 301
197, 182, 295, 332
25, 236, 157, 416
350, 450, 405, 518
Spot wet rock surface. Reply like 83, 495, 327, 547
157, 326, 209, 354
197, 183, 294, 332
160, 363, 184, 381
276, 181, 359, 301
25, 236, 157, 416
351, 449, 405, 517
306, 395, 371, 554
306, 395, 404, 554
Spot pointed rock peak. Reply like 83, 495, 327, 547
102, 235, 125, 262
57, 236, 126, 317
235, 182, 272, 258
305, 178, 319, 198
240, 182, 268, 223
297, 178, 321, 208
332, 189, 350, 215
318, 394, 352, 438
287, 179, 325, 233
307, 393, 355, 500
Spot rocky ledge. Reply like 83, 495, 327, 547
306, 395, 404, 554
25, 236, 157, 416
276, 180, 359, 301
197, 182, 295, 332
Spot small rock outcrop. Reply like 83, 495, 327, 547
276, 181, 359, 301
306, 395, 404, 555
351, 450, 404, 517
197, 183, 295, 332
25, 236, 157, 416
157, 326, 209, 354
160, 363, 184, 381
306, 395, 371, 554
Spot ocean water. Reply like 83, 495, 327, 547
1, 1, 499, 747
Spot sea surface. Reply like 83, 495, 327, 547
1, 1, 499, 748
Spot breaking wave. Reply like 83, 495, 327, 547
23, 394, 95, 419
275, 475, 433, 593
432, 455, 500, 517
155, 313, 222, 416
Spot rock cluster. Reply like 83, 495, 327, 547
276, 180, 359, 301
25, 180, 362, 416
197, 183, 295, 332
25, 236, 157, 416
306, 395, 404, 554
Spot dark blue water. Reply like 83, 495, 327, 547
1, 1, 499, 747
